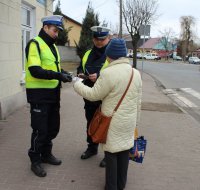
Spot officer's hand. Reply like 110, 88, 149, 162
60, 73, 72, 83
88, 73, 97, 82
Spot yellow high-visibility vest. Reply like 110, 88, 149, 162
25, 36, 61, 89
82, 49, 109, 73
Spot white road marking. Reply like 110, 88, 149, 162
163, 89, 176, 94
170, 93, 198, 108
163, 89, 198, 108
180, 88, 200, 100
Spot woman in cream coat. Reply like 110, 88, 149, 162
74, 38, 142, 190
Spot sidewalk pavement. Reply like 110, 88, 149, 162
0, 72, 200, 190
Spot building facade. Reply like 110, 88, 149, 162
62, 14, 82, 47
0, 0, 53, 119
138, 37, 174, 57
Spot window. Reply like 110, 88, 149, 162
21, 4, 35, 71
37, 0, 46, 6
20, 3, 35, 85
21, 7, 31, 26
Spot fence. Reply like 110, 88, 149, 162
57, 46, 80, 63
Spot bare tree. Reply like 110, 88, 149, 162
180, 16, 195, 60
122, 0, 158, 68
159, 28, 176, 60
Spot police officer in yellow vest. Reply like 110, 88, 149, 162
25, 15, 72, 177
77, 26, 110, 167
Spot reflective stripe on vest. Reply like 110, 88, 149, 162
25, 36, 61, 89
82, 49, 108, 73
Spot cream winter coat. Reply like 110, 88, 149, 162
74, 57, 142, 153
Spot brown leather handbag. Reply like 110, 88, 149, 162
88, 69, 134, 144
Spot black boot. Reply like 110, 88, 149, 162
31, 162, 46, 177
99, 157, 106, 168
41, 154, 62, 165
81, 148, 97, 159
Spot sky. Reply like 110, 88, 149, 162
53, 0, 200, 40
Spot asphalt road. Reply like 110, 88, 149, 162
137, 60, 200, 91
136, 59, 200, 123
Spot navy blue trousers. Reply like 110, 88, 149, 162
28, 103, 60, 163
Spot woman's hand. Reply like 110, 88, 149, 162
73, 77, 84, 82
88, 73, 97, 82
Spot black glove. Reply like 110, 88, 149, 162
59, 73, 72, 83
61, 69, 70, 75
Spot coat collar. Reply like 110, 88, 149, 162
107, 57, 130, 68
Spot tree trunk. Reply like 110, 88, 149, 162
131, 33, 140, 68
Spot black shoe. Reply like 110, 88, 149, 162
41, 154, 62, 165
81, 149, 97, 159
31, 163, 46, 177
99, 158, 106, 168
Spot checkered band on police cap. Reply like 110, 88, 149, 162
41, 15, 64, 31
90, 26, 110, 39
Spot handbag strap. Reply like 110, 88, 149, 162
114, 69, 134, 112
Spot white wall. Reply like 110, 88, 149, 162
0, 0, 53, 119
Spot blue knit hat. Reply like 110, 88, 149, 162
105, 38, 127, 59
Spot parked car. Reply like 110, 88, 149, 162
188, 57, 200, 64
137, 53, 143, 59
127, 52, 133, 58
143, 53, 161, 60
127, 52, 144, 59
173, 56, 183, 61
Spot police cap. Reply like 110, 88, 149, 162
90, 26, 110, 39
41, 15, 64, 31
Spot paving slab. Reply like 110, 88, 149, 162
0, 72, 199, 190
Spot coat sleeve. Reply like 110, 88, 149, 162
74, 71, 111, 101
28, 66, 61, 80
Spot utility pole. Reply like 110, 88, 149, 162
119, 0, 122, 38
45, 0, 48, 16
